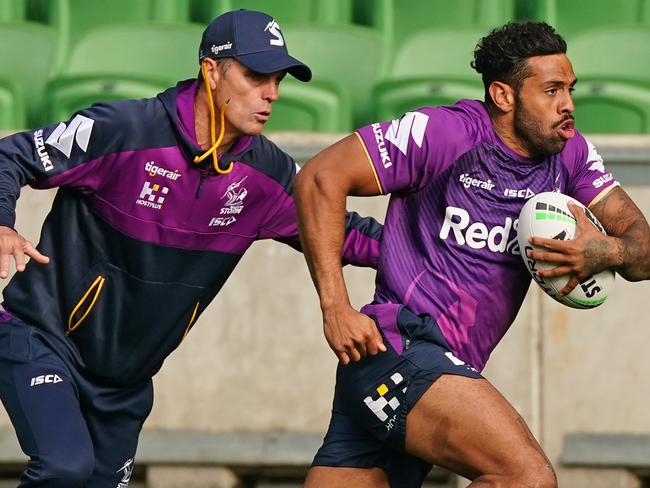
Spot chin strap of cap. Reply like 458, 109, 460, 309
193, 62, 234, 174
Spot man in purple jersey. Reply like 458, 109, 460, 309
295, 22, 650, 488
0, 10, 381, 487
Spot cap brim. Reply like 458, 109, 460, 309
235, 50, 312, 82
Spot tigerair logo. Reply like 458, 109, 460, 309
211, 42, 232, 55
136, 181, 169, 210
458, 173, 495, 191
30, 374, 63, 386
45, 114, 94, 158
33, 129, 53, 172
145, 161, 181, 181
439, 206, 520, 255
364, 372, 406, 432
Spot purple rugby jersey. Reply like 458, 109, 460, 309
356, 100, 619, 371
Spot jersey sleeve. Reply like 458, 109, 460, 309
354, 105, 477, 194
256, 155, 382, 269
563, 131, 620, 207
0, 103, 125, 228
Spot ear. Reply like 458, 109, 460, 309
488, 81, 516, 113
201, 58, 219, 90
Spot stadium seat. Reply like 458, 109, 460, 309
0, 81, 26, 130
190, 0, 352, 24
265, 80, 352, 132
568, 27, 650, 134
568, 27, 650, 87
46, 23, 202, 121
521, 0, 650, 37
25, 0, 191, 72
280, 23, 387, 128
572, 82, 650, 134
373, 28, 485, 121
0, 23, 59, 127
353, 0, 515, 50
0, 0, 25, 21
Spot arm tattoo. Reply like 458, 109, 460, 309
584, 238, 614, 270
590, 188, 650, 280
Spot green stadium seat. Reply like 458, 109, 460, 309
26, 0, 191, 72
0, 0, 25, 22
265, 80, 351, 132
568, 27, 650, 87
190, 0, 352, 24
373, 28, 485, 121
572, 82, 650, 134
280, 23, 386, 128
353, 0, 515, 50
46, 23, 202, 121
567, 26, 650, 134
0, 23, 59, 127
521, 0, 650, 37
0, 81, 26, 130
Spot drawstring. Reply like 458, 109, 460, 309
194, 63, 234, 175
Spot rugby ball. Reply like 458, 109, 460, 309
518, 192, 615, 309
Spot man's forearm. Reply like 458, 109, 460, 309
294, 169, 352, 311
610, 221, 650, 281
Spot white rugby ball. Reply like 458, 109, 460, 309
518, 192, 615, 309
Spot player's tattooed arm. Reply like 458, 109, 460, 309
589, 187, 650, 281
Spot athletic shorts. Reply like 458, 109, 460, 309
312, 306, 482, 487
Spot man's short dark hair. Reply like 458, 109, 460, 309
471, 22, 567, 104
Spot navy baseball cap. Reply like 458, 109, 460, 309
199, 9, 312, 82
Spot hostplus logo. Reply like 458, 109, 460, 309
145, 161, 181, 181
364, 372, 406, 432
136, 181, 169, 210
458, 173, 495, 192
439, 206, 520, 255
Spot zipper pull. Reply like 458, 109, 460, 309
404, 338, 411, 350
195, 170, 208, 198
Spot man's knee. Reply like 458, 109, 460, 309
22, 453, 94, 487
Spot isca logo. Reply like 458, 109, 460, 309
30, 374, 63, 386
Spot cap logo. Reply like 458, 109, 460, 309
211, 42, 233, 55
264, 20, 284, 47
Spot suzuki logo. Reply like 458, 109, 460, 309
264, 20, 284, 46
45, 115, 94, 158
384, 111, 428, 156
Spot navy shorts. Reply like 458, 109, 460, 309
0, 312, 153, 487
312, 307, 482, 487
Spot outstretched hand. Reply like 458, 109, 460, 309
0, 226, 49, 279
528, 202, 615, 295
322, 305, 386, 365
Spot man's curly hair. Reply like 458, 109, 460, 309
472, 22, 567, 104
